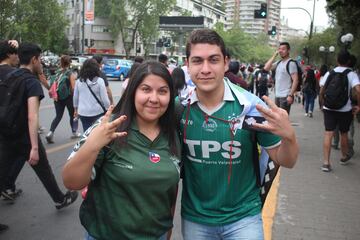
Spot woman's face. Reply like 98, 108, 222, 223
134, 74, 170, 126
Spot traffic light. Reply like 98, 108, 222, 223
268, 26, 276, 36
156, 38, 163, 47
254, 3, 267, 19
90, 39, 95, 47
164, 38, 171, 48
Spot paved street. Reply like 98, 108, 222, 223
1, 83, 359, 239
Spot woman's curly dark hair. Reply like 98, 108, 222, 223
79, 58, 101, 81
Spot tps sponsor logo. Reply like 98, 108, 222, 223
184, 140, 242, 159
149, 152, 161, 163
202, 118, 217, 132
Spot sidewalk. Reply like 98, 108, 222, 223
272, 101, 360, 240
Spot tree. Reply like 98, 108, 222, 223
96, 0, 176, 58
213, 23, 273, 64
0, 0, 69, 54
326, 0, 360, 68
0, 0, 16, 39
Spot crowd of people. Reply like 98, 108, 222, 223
0, 27, 359, 240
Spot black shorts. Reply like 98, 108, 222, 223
323, 109, 353, 133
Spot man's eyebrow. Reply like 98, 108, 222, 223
190, 54, 222, 59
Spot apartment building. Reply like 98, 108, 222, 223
225, 0, 281, 46
58, 0, 225, 56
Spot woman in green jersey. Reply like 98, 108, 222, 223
62, 61, 181, 240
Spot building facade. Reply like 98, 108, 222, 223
58, 0, 226, 56
224, 0, 281, 46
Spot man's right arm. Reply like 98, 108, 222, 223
264, 50, 278, 72
27, 96, 40, 166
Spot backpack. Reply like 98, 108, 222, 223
276, 59, 303, 91
0, 69, 29, 137
50, 69, 71, 100
258, 72, 269, 88
323, 69, 351, 109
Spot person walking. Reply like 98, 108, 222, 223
179, 29, 298, 239
303, 68, 317, 118
73, 59, 110, 132
63, 61, 181, 239
256, 67, 271, 99
0, 43, 78, 233
46, 55, 80, 143
319, 50, 360, 172
92, 55, 113, 105
264, 42, 299, 114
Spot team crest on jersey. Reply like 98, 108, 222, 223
149, 152, 161, 163
227, 113, 244, 135
202, 118, 217, 132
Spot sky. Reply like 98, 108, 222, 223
280, 0, 330, 33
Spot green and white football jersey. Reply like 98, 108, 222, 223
180, 79, 281, 225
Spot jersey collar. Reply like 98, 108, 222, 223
189, 78, 235, 105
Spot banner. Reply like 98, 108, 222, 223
84, 0, 94, 25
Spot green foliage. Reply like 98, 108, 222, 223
0, 0, 68, 54
213, 24, 273, 64
326, 0, 360, 68
95, 0, 176, 57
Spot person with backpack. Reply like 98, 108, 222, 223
73, 59, 110, 132
224, 59, 248, 89
0, 42, 78, 233
264, 42, 300, 114
302, 68, 317, 118
319, 50, 360, 172
178, 29, 298, 239
257, 67, 270, 99
46, 55, 81, 143
0, 39, 20, 233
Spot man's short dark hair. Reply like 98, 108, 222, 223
229, 61, 240, 75
279, 42, 291, 50
158, 53, 168, 64
134, 56, 144, 63
0, 40, 18, 62
186, 29, 226, 59
92, 54, 103, 64
18, 43, 42, 65
337, 50, 350, 65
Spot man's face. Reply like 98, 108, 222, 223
187, 43, 229, 94
278, 44, 290, 59
8, 53, 19, 67
32, 56, 43, 74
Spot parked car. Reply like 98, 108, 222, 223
102, 59, 132, 81
70, 56, 88, 72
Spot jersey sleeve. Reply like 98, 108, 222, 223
257, 130, 281, 149
67, 118, 108, 180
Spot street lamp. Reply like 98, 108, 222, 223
319, 45, 335, 65
340, 33, 354, 49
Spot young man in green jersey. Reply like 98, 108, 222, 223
179, 29, 299, 239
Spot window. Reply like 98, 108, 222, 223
92, 25, 111, 33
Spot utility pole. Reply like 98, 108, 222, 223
81, 0, 85, 54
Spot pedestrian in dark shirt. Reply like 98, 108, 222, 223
0, 42, 78, 234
